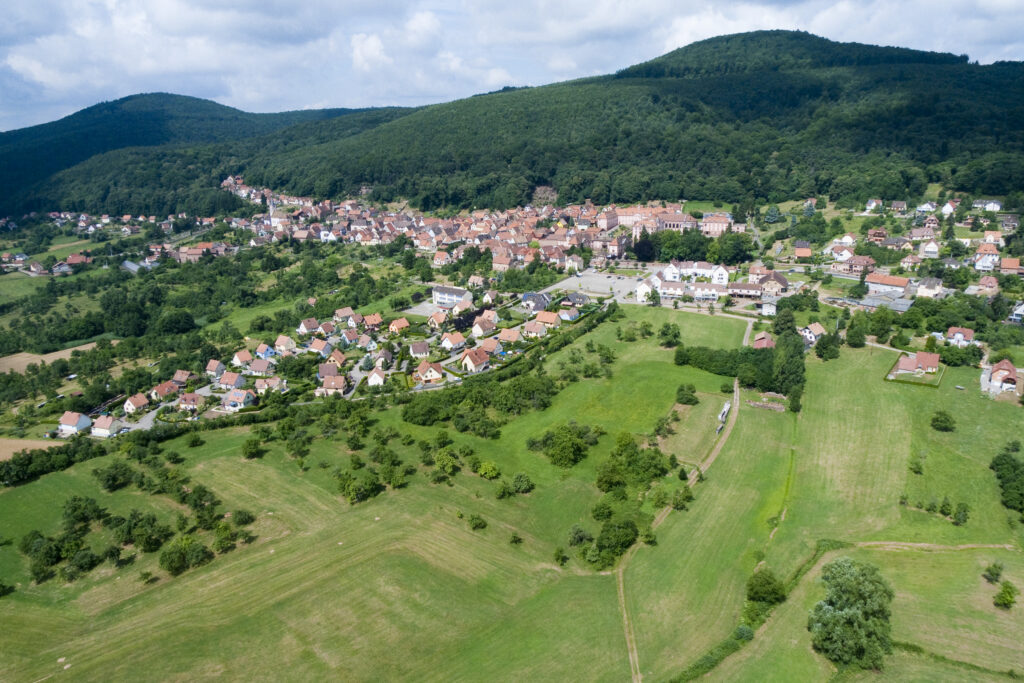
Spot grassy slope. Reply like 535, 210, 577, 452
627, 395, 795, 677
0, 307, 745, 681
2, 307, 1022, 680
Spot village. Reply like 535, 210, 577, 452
4, 178, 1023, 441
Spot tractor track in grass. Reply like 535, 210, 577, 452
615, 318, 752, 681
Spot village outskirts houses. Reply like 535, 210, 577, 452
124, 393, 150, 415
800, 322, 827, 346
91, 415, 118, 438
891, 351, 941, 377
58, 411, 92, 437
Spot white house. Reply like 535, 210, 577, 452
366, 368, 387, 387
58, 411, 92, 436
800, 322, 827, 345
946, 327, 976, 348
440, 332, 466, 351
919, 240, 940, 259
690, 282, 726, 301
974, 243, 1001, 272
710, 265, 730, 285
124, 393, 149, 415
91, 415, 118, 438
432, 285, 471, 308
662, 262, 682, 282
221, 389, 256, 413
205, 359, 225, 378
636, 279, 653, 302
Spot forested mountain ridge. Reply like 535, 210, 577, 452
2, 100, 416, 217
0, 93, 371, 210
615, 29, 970, 78
239, 30, 1024, 211
5, 31, 1024, 217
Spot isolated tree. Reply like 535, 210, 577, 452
241, 438, 263, 460
511, 472, 534, 493
994, 580, 1018, 610
846, 325, 866, 348
983, 562, 1004, 584
931, 410, 956, 432
676, 383, 699, 405
568, 524, 594, 547
808, 558, 893, 670
477, 461, 500, 480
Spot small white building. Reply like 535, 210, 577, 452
58, 411, 92, 437
91, 415, 118, 438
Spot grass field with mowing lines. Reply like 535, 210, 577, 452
626, 395, 795, 677
710, 546, 1024, 680
658, 393, 728, 465
766, 350, 1021, 577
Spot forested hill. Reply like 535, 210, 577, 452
1, 97, 414, 217
6, 31, 1024, 217
616, 30, 969, 78
0, 93, 386, 214
239, 30, 1024, 212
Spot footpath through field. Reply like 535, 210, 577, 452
615, 317, 753, 682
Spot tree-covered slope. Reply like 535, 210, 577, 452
237, 30, 1024, 210
616, 29, 969, 78
4, 104, 415, 216
7, 31, 1024, 216
0, 93, 390, 213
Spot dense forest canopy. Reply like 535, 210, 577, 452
2, 31, 1023, 217
0, 93, 384, 212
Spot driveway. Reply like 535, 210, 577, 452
404, 300, 442, 317
129, 407, 159, 431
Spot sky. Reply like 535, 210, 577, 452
2, 0, 1023, 131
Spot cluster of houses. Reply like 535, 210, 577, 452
219, 177, 756, 272
636, 261, 788, 313
1, 251, 92, 276
866, 197, 1006, 217
821, 204, 1021, 277
48, 210, 219, 238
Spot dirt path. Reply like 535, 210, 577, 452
614, 318, 752, 681
617, 568, 643, 682
863, 340, 902, 353
854, 541, 1018, 551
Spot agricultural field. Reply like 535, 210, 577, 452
0, 271, 50, 299
0, 341, 106, 373
1, 305, 1022, 681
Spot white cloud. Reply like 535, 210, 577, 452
351, 33, 392, 72
405, 10, 441, 45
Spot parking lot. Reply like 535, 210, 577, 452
543, 269, 649, 303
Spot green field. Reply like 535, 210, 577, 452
0, 271, 49, 299
1, 306, 1022, 681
